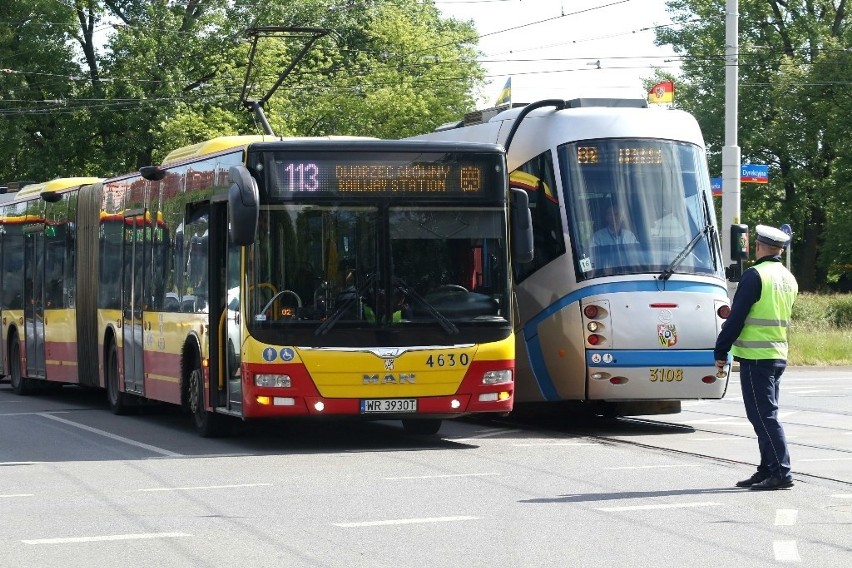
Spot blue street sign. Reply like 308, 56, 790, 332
741, 164, 769, 183
780, 223, 792, 236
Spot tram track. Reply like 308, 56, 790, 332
480, 412, 852, 488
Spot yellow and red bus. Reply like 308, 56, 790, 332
1, 137, 533, 436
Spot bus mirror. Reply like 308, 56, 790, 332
510, 188, 534, 263
228, 165, 259, 246
41, 191, 62, 203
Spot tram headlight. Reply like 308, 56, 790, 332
255, 374, 292, 388
482, 370, 513, 385
587, 321, 600, 332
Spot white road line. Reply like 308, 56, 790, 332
451, 428, 522, 441
511, 442, 600, 447
134, 483, 272, 492
39, 414, 183, 457
604, 464, 702, 470
384, 473, 499, 480
1, 494, 34, 498
829, 494, 852, 499
775, 509, 798, 526
0, 461, 43, 466
797, 457, 852, 462
23, 532, 192, 545
596, 502, 721, 512
682, 437, 749, 442
334, 516, 478, 528
773, 540, 801, 562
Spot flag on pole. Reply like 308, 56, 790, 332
495, 77, 511, 106
648, 80, 674, 104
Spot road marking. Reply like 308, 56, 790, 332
334, 516, 478, 528
786, 390, 827, 395
775, 509, 798, 526
604, 464, 702, 470
1, 494, 34, 498
385, 473, 499, 480
829, 494, 852, 499
511, 442, 600, 447
39, 414, 183, 457
798, 457, 852, 462
134, 483, 272, 492
683, 437, 749, 442
23, 532, 191, 545
773, 540, 801, 562
452, 428, 521, 441
596, 502, 721, 512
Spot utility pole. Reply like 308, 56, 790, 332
721, 0, 741, 294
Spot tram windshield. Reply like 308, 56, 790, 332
246, 204, 510, 346
558, 139, 723, 281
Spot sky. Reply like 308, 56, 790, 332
434, 0, 680, 107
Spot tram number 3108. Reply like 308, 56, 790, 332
649, 368, 684, 382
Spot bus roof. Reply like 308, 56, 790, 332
161, 135, 275, 165
15, 177, 103, 200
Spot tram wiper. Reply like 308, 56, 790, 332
315, 273, 376, 336
659, 223, 715, 281
393, 277, 459, 335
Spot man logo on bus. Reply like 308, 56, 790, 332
658, 323, 678, 347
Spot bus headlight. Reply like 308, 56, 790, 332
482, 370, 513, 385
255, 374, 291, 388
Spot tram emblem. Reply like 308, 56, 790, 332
384, 359, 395, 371
657, 323, 678, 347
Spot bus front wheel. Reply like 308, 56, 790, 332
107, 343, 135, 415
188, 366, 229, 438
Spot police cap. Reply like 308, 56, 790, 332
755, 224, 790, 248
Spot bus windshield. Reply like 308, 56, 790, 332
558, 139, 723, 281
246, 203, 510, 346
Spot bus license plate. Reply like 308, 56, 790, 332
361, 399, 418, 414
649, 368, 684, 382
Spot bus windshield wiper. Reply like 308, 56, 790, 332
659, 223, 714, 281
315, 273, 376, 336
393, 277, 458, 335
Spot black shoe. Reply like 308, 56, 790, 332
736, 472, 769, 488
750, 476, 794, 491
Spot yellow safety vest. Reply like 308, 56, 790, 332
730, 261, 798, 360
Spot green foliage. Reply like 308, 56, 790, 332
658, 0, 851, 291
0, 0, 483, 182
788, 293, 852, 365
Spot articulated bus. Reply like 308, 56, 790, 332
1, 137, 533, 436
410, 98, 731, 416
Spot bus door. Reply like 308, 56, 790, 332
23, 226, 46, 378
209, 200, 241, 414
122, 210, 145, 395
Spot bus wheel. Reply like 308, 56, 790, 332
106, 343, 134, 415
9, 340, 33, 396
402, 419, 442, 435
188, 366, 229, 438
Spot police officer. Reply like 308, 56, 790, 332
715, 225, 798, 490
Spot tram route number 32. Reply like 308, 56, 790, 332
649, 368, 684, 382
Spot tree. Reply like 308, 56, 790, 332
656, 0, 850, 290
0, 1, 483, 181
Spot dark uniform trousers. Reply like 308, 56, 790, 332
739, 359, 791, 480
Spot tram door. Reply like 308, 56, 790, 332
23, 227, 46, 378
122, 211, 146, 394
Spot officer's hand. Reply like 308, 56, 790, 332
715, 360, 727, 369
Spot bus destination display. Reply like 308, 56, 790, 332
268, 153, 501, 198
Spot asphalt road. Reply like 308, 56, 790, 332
1, 366, 850, 567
